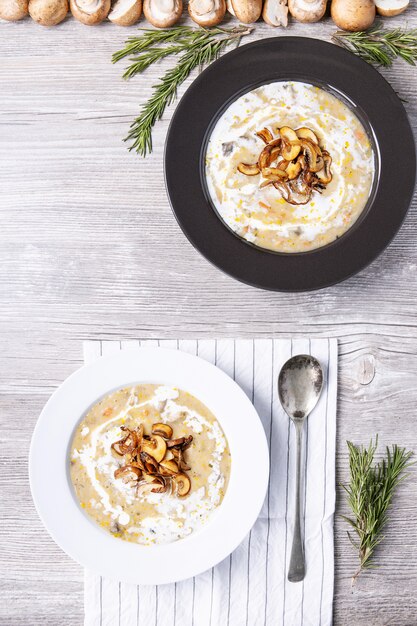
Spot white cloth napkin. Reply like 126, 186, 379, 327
83, 338, 337, 626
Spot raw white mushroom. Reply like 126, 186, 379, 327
0, 0, 28, 20
262, 0, 288, 25
29, 0, 68, 24
108, 0, 142, 24
331, 0, 375, 30
188, 0, 225, 26
230, 0, 262, 22
288, 0, 326, 22
374, 0, 408, 16
70, 0, 110, 24
143, 0, 182, 27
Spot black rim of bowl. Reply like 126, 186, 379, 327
164, 36, 416, 292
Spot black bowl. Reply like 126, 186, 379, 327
165, 37, 416, 292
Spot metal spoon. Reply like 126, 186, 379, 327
278, 354, 324, 583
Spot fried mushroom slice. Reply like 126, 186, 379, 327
296, 127, 319, 144
141, 434, 167, 463
159, 459, 180, 475
256, 128, 274, 144
188, 0, 225, 26
70, 0, 110, 23
273, 181, 291, 201
270, 146, 282, 164
148, 475, 169, 493
300, 139, 323, 173
262, 166, 288, 182
258, 138, 282, 170
140, 451, 160, 474
166, 437, 186, 449
182, 435, 193, 450
285, 160, 302, 180
111, 427, 138, 456
143, 0, 182, 27
176, 448, 191, 471
167, 435, 193, 450
315, 151, 332, 184
256, 128, 274, 145
287, 179, 313, 205
136, 478, 167, 497
136, 482, 156, 498
280, 127, 301, 161
152, 422, 173, 439
114, 465, 142, 485
172, 473, 191, 497
237, 162, 260, 176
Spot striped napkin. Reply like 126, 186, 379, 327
83, 338, 337, 626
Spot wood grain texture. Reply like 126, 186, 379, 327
1, 6, 417, 625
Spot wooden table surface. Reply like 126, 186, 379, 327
1, 7, 417, 625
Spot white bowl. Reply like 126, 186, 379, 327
29, 347, 269, 585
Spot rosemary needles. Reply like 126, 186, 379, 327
342, 437, 414, 582
112, 25, 252, 157
333, 26, 417, 68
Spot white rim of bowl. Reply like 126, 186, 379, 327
29, 347, 270, 585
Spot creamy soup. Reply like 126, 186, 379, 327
205, 81, 375, 253
70, 385, 231, 545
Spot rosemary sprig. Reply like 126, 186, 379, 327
333, 26, 417, 68
341, 437, 414, 582
112, 26, 195, 64
112, 25, 252, 157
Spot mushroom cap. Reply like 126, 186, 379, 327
288, 0, 326, 22
108, 0, 142, 24
143, 0, 182, 27
188, 0, 226, 26
70, 0, 110, 24
29, 0, 68, 25
330, 0, 375, 31
226, 0, 235, 13
230, 0, 262, 22
374, 0, 408, 15
0, 0, 28, 20
262, 0, 288, 25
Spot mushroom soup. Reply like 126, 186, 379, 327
70, 384, 231, 545
205, 81, 375, 253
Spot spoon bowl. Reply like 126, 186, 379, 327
278, 355, 324, 421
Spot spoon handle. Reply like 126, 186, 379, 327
288, 420, 305, 583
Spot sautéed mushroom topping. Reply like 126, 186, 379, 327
111, 421, 193, 497
237, 125, 333, 206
